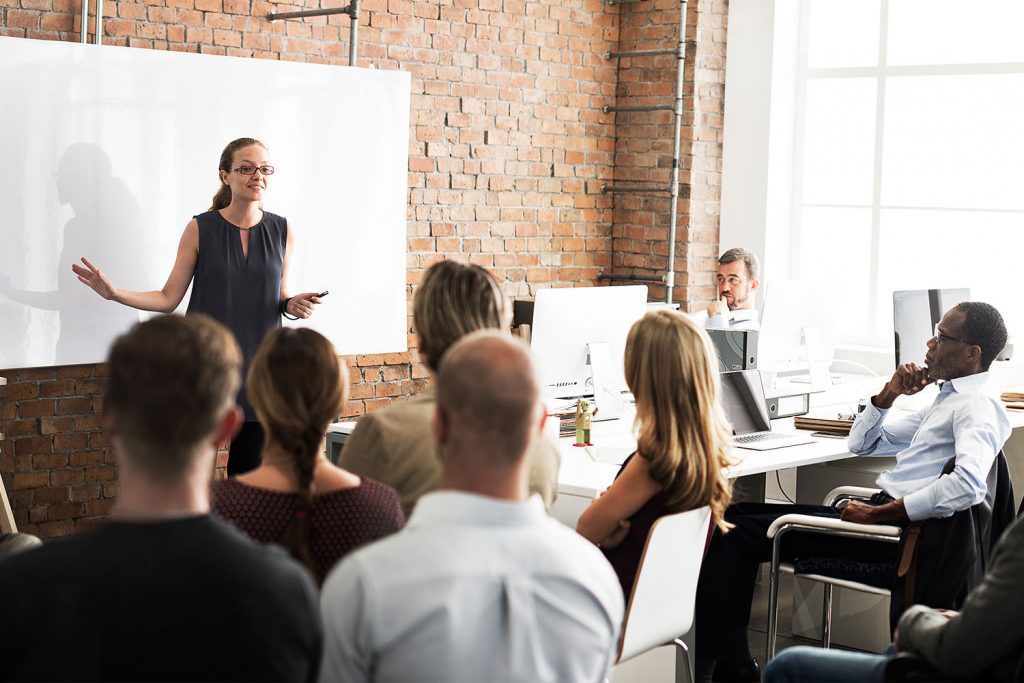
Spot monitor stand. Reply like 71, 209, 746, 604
587, 341, 625, 422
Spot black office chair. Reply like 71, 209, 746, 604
766, 452, 1014, 659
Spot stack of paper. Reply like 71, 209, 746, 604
1001, 391, 1024, 411
794, 413, 855, 436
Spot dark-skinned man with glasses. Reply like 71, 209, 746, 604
694, 302, 1011, 683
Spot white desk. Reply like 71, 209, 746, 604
552, 406, 861, 526
553, 374, 1024, 527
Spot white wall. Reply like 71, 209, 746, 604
720, 0, 800, 285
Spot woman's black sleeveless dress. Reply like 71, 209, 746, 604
187, 210, 287, 475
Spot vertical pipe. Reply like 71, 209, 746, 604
348, 0, 360, 66
822, 583, 834, 648
80, 0, 88, 43
664, 0, 686, 304
766, 535, 782, 661
94, 0, 103, 45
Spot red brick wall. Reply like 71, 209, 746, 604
0, 0, 729, 537
609, 0, 725, 306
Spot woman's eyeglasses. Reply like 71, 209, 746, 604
232, 164, 275, 176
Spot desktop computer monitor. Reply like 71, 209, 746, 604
757, 280, 836, 379
530, 285, 648, 405
893, 288, 970, 366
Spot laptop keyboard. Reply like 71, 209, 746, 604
734, 432, 787, 444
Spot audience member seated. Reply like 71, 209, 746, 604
213, 327, 404, 585
319, 332, 624, 683
0, 315, 321, 682
0, 533, 41, 562
576, 310, 733, 597
340, 259, 560, 517
699, 247, 760, 331
765, 512, 1024, 682
695, 302, 1011, 683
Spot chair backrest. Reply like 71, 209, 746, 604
891, 451, 1013, 627
617, 506, 711, 665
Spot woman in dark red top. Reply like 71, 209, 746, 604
213, 327, 404, 584
576, 310, 734, 598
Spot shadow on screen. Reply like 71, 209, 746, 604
0, 143, 146, 367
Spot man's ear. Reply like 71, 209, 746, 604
966, 343, 983, 368
212, 406, 243, 451
750, 277, 760, 292
536, 405, 547, 436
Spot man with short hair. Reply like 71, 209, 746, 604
704, 247, 760, 330
319, 332, 624, 683
0, 315, 321, 682
695, 302, 1011, 682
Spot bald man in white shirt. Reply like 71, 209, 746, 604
319, 331, 624, 683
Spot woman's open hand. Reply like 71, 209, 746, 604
72, 257, 118, 301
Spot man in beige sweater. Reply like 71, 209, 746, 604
341, 260, 560, 517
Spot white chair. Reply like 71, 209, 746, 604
764, 486, 904, 661
615, 506, 712, 683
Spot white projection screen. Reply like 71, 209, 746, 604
0, 37, 410, 368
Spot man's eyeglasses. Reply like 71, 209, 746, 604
933, 324, 972, 346
232, 164, 275, 176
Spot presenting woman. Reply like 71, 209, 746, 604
73, 137, 322, 475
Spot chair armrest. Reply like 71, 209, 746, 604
767, 513, 902, 540
823, 485, 881, 506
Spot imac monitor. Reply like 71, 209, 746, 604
530, 285, 648, 402
893, 288, 970, 367
757, 280, 836, 379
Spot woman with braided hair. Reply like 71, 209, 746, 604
212, 327, 404, 584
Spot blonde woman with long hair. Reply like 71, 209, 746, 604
576, 309, 733, 596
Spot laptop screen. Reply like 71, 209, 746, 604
720, 370, 772, 436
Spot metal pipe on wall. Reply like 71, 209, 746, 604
664, 0, 687, 304
267, 7, 350, 21
94, 0, 102, 45
266, 1, 360, 67
80, 0, 88, 43
348, 0, 359, 66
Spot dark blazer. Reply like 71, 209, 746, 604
889, 452, 1015, 628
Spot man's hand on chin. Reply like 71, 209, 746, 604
840, 499, 910, 525
706, 296, 729, 318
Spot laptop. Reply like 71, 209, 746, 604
720, 370, 815, 450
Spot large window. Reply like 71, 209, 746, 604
791, 0, 1024, 347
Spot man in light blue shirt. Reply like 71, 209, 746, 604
319, 332, 624, 683
841, 301, 1010, 525
694, 302, 1010, 682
